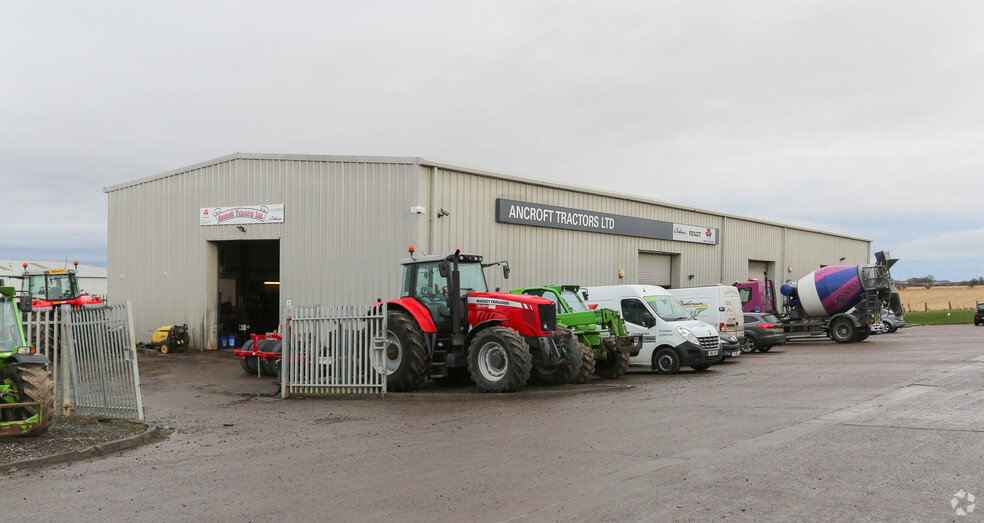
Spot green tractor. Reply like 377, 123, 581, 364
0, 286, 55, 437
511, 285, 642, 382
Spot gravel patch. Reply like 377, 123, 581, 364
0, 416, 150, 465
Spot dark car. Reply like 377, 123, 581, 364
975, 303, 984, 326
742, 312, 786, 353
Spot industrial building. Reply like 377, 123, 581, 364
104, 153, 871, 348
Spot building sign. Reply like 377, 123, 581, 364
200, 204, 285, 226
671, 223, 717, 244
495, 198, 717, 244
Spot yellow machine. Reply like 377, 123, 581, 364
151, 324, 190, 353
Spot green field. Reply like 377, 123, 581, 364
903, 310, 975, 325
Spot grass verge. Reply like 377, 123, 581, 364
904, 310, 974, 325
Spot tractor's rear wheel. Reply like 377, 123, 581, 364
467, 326, 531, 393
595, 351, 630, 379
377, 311, 430, 392
571, 336, 596, 384
3, 363, 55, 436
530, 326, 582, 385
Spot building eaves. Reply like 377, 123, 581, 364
101, 153, 870, 243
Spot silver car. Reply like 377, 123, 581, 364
880, 309, 906, 332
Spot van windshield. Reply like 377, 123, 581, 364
643, 295, 691, 322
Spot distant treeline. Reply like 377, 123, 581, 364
895, 276, 984, 289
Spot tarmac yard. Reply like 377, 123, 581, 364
2, 324, 983, 521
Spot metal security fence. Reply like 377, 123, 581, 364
22, 307, 63, 357
282, 303, 387, 396
64, 302, 144, 420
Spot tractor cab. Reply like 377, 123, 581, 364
26, 270, 79, 303
400, 251, 488, 331
0, 288, 29, 354
21, 262, 104, 309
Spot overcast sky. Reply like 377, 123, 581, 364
2, 1, 982, 281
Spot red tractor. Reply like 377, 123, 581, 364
21, 261, 104, 310
380, 248, 586, 393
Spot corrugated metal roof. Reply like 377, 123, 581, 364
102, 152, 870, 242
0, 260, 107, 278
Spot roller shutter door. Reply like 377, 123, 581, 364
638, 253, 672, 286
748, 260, 769, 280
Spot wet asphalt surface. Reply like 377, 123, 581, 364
2, 324, 984, 521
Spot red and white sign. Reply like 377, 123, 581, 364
200, 204, 285, 226
672, 223, 717, 244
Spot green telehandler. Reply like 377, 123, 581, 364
511, 285, 642, 383
0, 285, 55, 436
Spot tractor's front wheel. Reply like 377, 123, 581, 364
530, 326, 582, 385
571, 336, 596, 384
467, 326, 531, 393
377, 311, 430, 392
3, 363, 55, 436
595, 351, 630, 379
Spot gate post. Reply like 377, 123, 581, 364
281, 302, 292, 399
57, 305, 70, 416
125, 301, 145, 420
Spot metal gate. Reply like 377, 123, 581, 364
63, 302, 144, 420
282, 303, 387, 396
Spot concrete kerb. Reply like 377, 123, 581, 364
2, 423, 161, 473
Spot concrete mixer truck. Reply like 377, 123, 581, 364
735, 251, 904, 344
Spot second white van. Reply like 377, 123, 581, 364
669, 284, 745, 358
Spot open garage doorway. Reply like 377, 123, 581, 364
214, 240, 280, 347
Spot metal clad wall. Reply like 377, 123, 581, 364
108, 154, 872, 347
719, 218, 784, 283
108, 155, 419, 347
425, 166, 727, 291
782, 228, 871, 284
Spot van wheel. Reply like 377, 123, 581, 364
652, 348, 681, 375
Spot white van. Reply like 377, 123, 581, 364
582, 285, 722, 374
669, 284, 745, 358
